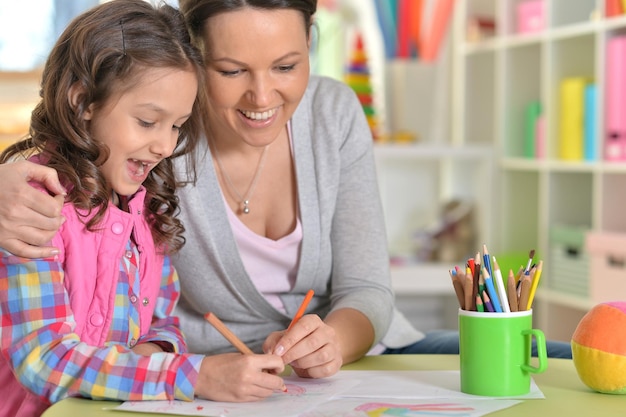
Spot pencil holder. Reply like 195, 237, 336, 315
459, 309, 547, 396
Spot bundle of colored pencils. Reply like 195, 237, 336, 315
450, 245, 543, 312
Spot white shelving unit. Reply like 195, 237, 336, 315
373, 142, 494, 331
453, 0, 626, 341
375, 38, 495, 332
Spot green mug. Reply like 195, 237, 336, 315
459, 309, 548, 396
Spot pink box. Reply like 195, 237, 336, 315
517, 1, 545, 34
605, 36, 626, 161
586, 232, 626, 303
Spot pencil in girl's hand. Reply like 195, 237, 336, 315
288, 289, 314, 330
205, 312, 288, 393
204, 312, 254, 355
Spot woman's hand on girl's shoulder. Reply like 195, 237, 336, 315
0, 160, 66, 258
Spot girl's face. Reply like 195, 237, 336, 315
83, 67, 197, 198
201, 8, 310, 147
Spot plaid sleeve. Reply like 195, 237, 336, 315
0, 249, 203, 404
139, 256, 189, 353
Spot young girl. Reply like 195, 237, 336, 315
0, 1, 286, 416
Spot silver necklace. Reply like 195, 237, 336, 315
213, 143, 269, 214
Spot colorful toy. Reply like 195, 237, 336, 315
344, 32, 378, 140
571, 301, 626, 394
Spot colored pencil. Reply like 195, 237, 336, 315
524, 249, 536, 274
288, 289, 315, 330
463, 268, 474, 312
475, 294, 485, 312
518, 274, 532, 311
205, 312, 254, 355
471, 253, 480, 311
206, 312, 287, 392
482, 291, 495, 312
482, 244, 493, 281
507, 269, 519, 312
481, 264, 502, 312
451, 270, 465, 309
492, 256, 510, 313
526, 260, 543, 310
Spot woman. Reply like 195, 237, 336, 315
173, 0, 424, 378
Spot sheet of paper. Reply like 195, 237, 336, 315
299, 397, 523, 417
334, 370, 545, 400
114, 370, 543, 416
114, 374, 362, 417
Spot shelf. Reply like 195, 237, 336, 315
535, 289, 595, 311
455, 0, 626, 341
389, 263, 455, 296
501, 157, 626, 173
374, 143, 492, 159
374, 142, 494, 267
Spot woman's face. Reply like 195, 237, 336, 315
201, 8, 310, 147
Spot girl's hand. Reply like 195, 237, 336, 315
263, 314, 343, 379
0, 160, 66, 258
195, 353, 286, 402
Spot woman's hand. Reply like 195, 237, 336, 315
263, 314, 343, 379
0, 160, 66, 258
195, 353, 286, 402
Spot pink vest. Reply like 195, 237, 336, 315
1, 187, 165, 417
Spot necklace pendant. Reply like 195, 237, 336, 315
242, 200, 250, 214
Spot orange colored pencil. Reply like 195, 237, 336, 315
204, 312, 253, 355
288, 289, 315, 330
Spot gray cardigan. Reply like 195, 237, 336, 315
173, 75, 423, 354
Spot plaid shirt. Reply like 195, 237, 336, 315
0, 237, 203, 410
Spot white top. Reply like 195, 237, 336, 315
225, 200, 303, 313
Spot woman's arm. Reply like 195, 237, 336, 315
0, 160, 66, 258
263, 78, 393, 378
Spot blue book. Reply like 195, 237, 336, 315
584, 83, 597, 161
373, 0, 397, 59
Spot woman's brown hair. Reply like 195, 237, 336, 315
179, 0, 318, 53
0, 0, 207, 254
